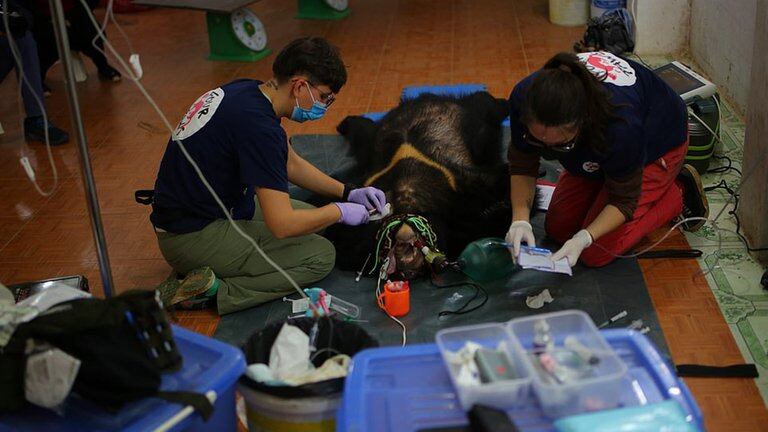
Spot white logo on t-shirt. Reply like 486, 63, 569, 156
173, 88, 225, 140
577, 52, 636, 86
583, 161, 601, 172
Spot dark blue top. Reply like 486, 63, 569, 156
151, 79, 289, 233
509, 52, 687, 180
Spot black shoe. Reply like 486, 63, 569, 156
98, 64, 122, 82
23, 116, 69, 145
677, 164, 709, 231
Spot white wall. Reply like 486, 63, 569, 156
690, 0, 758, 114
632, 0, 691, 55
738, 0, 768, 261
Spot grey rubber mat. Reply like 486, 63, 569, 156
214, 133, 669, 357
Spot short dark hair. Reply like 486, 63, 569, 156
272, 37, 347, 93
520, 52, 619, 155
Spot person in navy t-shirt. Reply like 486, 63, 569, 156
505, 52, 709, 268
150, 37, 388, 314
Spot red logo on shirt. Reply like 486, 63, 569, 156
583, 161, 601, 172
577, 52, 636, 87
174, 88, 225, 140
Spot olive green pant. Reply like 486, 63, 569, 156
156, 200, 336, 315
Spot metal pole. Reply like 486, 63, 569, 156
49, 0, 115, 297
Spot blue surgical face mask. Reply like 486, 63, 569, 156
291, 82, 327, 122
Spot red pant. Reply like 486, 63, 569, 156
545, 138, 689, 267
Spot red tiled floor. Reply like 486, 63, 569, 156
0, 1, 765, 429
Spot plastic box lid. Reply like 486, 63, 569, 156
0, 326, 245, 432
338, 329, 703, 432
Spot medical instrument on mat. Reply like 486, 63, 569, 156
626, 319, 644, 331
597, 310, 628, 328
639, 326, 650, 335
355, 254, 371, 282
283, 288, 360, 319
417, 240, 448, 272
368, 203, 392, 221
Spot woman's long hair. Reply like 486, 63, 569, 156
520, 52, 620, 155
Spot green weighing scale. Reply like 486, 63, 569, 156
207, 7, 270, 61
132, 0, 270, 62
297, 0, 350, 20
132, 0, 350, 62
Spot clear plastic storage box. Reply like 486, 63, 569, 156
436, 323, 532, 410
507, 310, 628, 418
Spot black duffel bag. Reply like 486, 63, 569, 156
0, 290, 211, 418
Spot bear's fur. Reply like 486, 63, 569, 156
326, 91, 515, 276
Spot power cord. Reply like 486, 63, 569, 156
2, 0, 59, 197
704, 180, 768, 252
431, 277, 488, 317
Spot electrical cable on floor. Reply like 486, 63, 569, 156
375, 276, 406, 346
431, 278, 488, 317
91, 0, 141, 79
689, 97, 767, 251
595, 92, 768, 264
2, 0, 59, 197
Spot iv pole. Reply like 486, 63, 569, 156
48, 0, 115, 297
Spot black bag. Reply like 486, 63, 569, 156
239, 317, 378, 398
0, 290, 212, 418
574, 8, 635, 55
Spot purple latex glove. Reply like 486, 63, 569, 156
348, 187, 387, 213
334, 202, 370, 226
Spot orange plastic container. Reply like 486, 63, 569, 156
378, 281, 410, 318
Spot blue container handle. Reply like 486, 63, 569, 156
678, 379, 704, 430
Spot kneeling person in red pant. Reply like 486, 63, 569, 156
505, 51, 708, 268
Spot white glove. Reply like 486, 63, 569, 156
551, 229, 593, 267
505, 220, 536, 259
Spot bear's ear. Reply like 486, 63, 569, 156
336, 115, 375, 137
493, 98, 510, 122
460, 92, 509, 124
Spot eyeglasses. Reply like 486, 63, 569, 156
522, 129, 578, 153
307, 81, 336, 107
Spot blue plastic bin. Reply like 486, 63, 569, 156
338, 329, 703, 432
0, 326, 246, 431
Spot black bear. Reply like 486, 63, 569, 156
325, 91, 513, 280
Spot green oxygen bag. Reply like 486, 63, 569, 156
457, 238, 520, 282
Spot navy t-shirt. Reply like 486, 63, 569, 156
151, 79, 289, 233
508, 52, 687, 180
